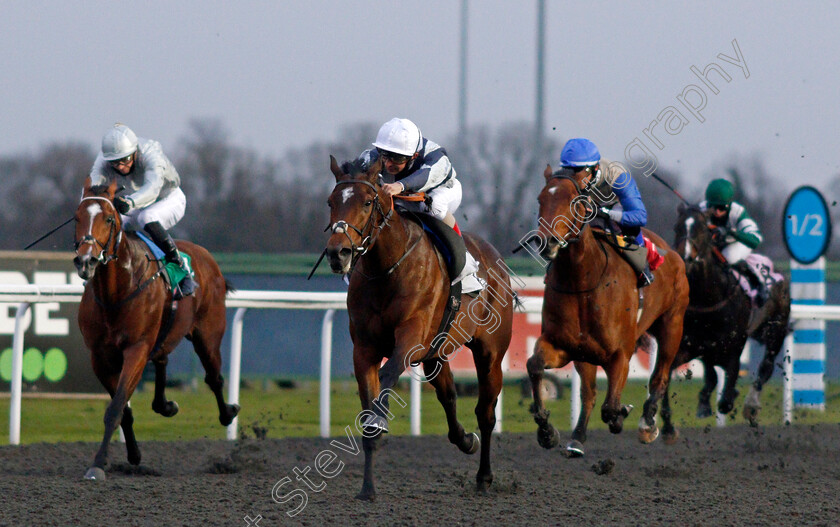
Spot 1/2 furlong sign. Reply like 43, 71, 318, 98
0, 251, 101, 393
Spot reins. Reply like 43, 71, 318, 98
76, 195, 165, 308
543, 172, 610, 294
330, 179, 423, 281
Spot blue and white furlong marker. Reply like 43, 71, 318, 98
790, 258, 826, 408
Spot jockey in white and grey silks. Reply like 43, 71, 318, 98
87, 123, 197, 298
357, 117, 483, 293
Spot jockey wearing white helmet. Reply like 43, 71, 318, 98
358, 118, 483, 292
88, 123, 197, 298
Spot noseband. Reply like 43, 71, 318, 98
75, 196, 123, 265
543, 172, 595, 249
330, 179, 394, 267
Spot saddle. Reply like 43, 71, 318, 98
730, 253, 784, 308
134, 231, 195, 297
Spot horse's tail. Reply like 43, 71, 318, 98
224, 278, 236, 294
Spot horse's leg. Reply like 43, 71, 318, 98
526, 336, 571, 449
423, 358, 479, 455
745, 317, 788, 426
90, 356, 142, 469
191, 326, 240, 426
640, 316, 681, 444
697, 358, 717, 418
151, 357, 179, 418
717, 352, 743, 415
85, 343, 149, 480
354, 353, 381, 502
468, 339, 504, 492
601, 351, 632, 434
566, 361, 597, 457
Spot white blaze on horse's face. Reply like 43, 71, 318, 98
85, 203, 102, 238
683, 217, 695, 259
341, 187, 354, 204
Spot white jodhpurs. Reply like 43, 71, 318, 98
122, 188, 186, 231
722, 241, 753, 264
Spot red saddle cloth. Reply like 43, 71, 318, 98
644, 236, 665, 271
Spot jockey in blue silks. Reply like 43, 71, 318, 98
559, 137, 655, 287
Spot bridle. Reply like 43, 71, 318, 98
329, 179, 395, 270
676, 209, 739, 312
542, 172, 610, 294
74, 196, 123, 265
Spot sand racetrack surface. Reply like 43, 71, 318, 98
1, 424, 839, 526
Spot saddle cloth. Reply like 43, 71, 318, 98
730, 253, 784, 303
134, 231, 195, 289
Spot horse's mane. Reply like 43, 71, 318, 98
340, 158, 368, 178
87, 184, 112, 196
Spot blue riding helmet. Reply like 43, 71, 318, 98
560, 138, 601, 168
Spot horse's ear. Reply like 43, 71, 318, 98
678, 202, 687, 215
107, 178, 118, 198
329, 155, 346, 182
83, 176, 93, 195
544, 164, 553, 181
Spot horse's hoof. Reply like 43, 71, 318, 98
355, 489, 376, 502
154, 400, 179, 418
638, 426, 660, 444
564, 440, 585, 458
621, 404, 634, 417
361, 415, 389, 438
459, 432, 480, 455
84, 467, 106, 481
476, 471, 493, 492
743, 406, 759, 427
219, 404, 240, 426
537, 424, 561, 449
663, 428, 680, 445
127, 449, 141, 466
696, 404, 713, 419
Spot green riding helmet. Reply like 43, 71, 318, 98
705, 179, 735, 207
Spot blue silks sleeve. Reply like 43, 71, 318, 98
612, 173, 647, 227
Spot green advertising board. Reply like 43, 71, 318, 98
0, 251, 102, 393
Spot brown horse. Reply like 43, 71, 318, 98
325, 156, 514, 500
73, 177, 239, 480
526, 165, 689, 456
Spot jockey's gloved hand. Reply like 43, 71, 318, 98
595, 207, 611, 219
598, 207, 623, 222
114, 196, 134, 214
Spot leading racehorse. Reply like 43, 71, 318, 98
527, 165, 689, 456
74, 177, 239, 480
668, 204, 790, 431
325, 156, 514, 500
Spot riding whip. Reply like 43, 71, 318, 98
24, 216, 75, 250
307, 249, 327, 280
650, 173, 691, 206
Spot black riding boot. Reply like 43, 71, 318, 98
144, 221, 197, 299
621, 244, 654, 288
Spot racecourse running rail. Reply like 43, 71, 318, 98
2, 284, 838, 445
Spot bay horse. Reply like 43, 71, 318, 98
526, 165, 689, 456
668, 204, 790, 432
325, 156, 514, 500
73, 177, 239, 480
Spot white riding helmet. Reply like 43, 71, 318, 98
101, 123, 139, 161
372, 118, 423, 156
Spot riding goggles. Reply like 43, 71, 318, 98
376, 148, 412, 164
108, 153, 134, 168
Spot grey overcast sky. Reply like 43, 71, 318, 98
2, 1, 838, 194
